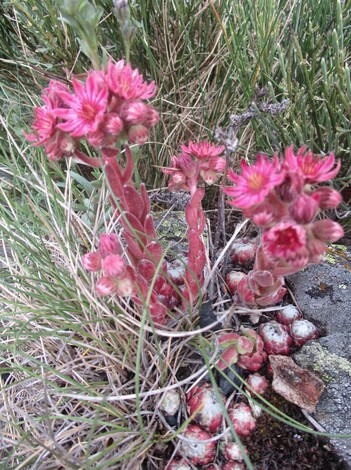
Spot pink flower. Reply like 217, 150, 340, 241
224, 154, 284, 209
262, 221, 307, 262
55, 71, 108, 137
107, 60, 156, 100
180, 141, 225, 160
285, 146, 341, 183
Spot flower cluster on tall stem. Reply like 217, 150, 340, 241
163, 141, 226, 308
25, 59, 158, 162
224, 146, 344, 307
82, 146, 179, 325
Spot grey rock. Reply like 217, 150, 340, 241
288, 261, 351, 335
289, 258, 351, 467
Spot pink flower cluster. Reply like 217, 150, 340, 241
224, 147, 344, 306
163, 141, 226, 196
25, 60, 158, 161
82, 233, 135, 297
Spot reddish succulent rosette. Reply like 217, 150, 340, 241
258, 321, 293, 355
179, 425, 216, 466
187, 383, 225, 433
228, 403, 256, 437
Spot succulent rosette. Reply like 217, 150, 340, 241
228, 402, 256, 437
179, 425, 216, 466
258, 321, 293, 355
187, 383, 226, 433
289, 319, 319, 347
245, 373, 270, 395
217, 328, 267, 372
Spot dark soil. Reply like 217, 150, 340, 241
243, 391, 349, 470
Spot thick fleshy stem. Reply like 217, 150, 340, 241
101, 146, 179, 322
182, 187, 206, 309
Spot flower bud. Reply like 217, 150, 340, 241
104, 113, 124, 135
306, 237, 327, 263
312, 220, 344, 243
144, 105, 160, 127
127, 124, 149, 144
96, 276, 117, 296
179, 154, 197, 178
208, 156, 226, 172
103, 254, 126, 278
289, 193, 319, 224
312, 187, 342, 210
98, 233, 123, 258
201, 169, 220, 185
82, 252, 102, 272
121, 100, 148, 125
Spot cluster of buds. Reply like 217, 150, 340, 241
163, 141, 226, 196
82, 147, 179, 324
82, 233, 135, 297
217, 328, 267, 372
224, 147, 344, 307
25, 59, 158, 161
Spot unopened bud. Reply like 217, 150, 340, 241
103, 254, 126, 278
289, 193, 319, 224
96, 276, 117, 296
312, 187, 342, 210
82, 252, 102, 272
312, 219, 344, 242
127, 124, 149, 144
98, 233, 123, 258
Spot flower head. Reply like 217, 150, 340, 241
107, 60, 156, 100
55, 71, 108, 137
180, 141, 225, 160
262, 221, 307, 263
224, 154, 284, 209
285, 146, 341, 184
